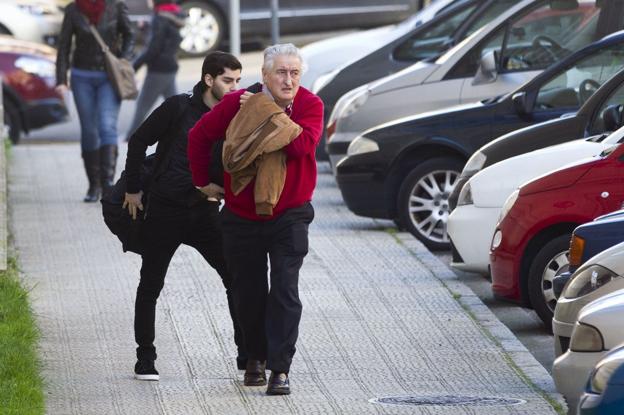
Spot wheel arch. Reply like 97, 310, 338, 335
386, 140, 469, 218
519, 222, 578, 307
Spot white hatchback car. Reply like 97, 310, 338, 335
326, 0, 612, 168
553, 287, 624, 414
447, 126, 624, 275
0, 0, 63, 46
300, 0, 456, 90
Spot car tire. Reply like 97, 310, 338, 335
397, 157, 462, 250
179, 1, 224, 57
3, 98, 21, 144
528, 234, 570, 328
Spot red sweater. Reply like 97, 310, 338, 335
188, 86, 324, 220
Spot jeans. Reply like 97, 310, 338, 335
220, 203, 314, 373
127, 71, 177, 139
70, 68, 121, 152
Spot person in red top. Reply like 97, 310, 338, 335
188, 43, 323, 395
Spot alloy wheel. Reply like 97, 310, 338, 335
540, 250, 569, 313
180, 5, 221, 56
407, 169, 459, 244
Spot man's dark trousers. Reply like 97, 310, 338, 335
135, 198, 244, 364
220, 202, 314, 373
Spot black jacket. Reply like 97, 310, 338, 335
56, 0, 134, 86
133, 12, 184, 73
125, 82, 212, 205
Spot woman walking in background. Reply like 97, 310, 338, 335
126, 0, 184, 141
56, 0, 134, 202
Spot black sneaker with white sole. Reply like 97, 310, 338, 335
134, 359, 159, 381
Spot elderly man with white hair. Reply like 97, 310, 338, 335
188, 43, 324, 395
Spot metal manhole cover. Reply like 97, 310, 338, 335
370, 395, 526, 407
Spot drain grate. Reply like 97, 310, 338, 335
370, 395, 526, 407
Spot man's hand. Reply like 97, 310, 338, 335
122, 191, 144, 220
198, 183, 225, 200
239, 91, 254, 107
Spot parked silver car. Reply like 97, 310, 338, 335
327, 0, 616, 168
126, 0, 422, 57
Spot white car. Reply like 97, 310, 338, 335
553, 287, 624, 414
0, 0, 63, 46
554, 241, 624, 357
300, 0, 456, 90
447, 126, 624, 275
326, 0, 609, 168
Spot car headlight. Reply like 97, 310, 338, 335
457, 182, 473, 206
311, 68, 340, 94
589, 348, 624, 394
462, 151, 487, 176
338, 89, 370, 121
347, 136, 379, 156
328, 85, 368, 126
570, 322, 604, 352
15, 57, 56, 79
562, 265, 617, 299
498, 189, 519, 222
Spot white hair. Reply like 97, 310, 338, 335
262, 43, 307, 74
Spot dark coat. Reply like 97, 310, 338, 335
56, 0, 135, 86
125, 82, 212, 205
133, 12, 184, 73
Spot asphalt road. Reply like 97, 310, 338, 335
22, 34, 555, 375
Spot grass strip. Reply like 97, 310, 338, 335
0, 257, 44, 415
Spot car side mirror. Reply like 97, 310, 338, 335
512, 91, 533, 115
472, 50, 498, 85
602, 104, 624, 132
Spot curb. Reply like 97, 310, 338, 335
394, 231, 567, 413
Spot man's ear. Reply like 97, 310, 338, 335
204, 74, 214, 88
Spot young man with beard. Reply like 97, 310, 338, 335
123, 51, 244, 381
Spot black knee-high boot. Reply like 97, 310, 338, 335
100, 144, 118, 196
82, 150, 101, 203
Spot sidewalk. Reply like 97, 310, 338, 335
9, 143, 563, 414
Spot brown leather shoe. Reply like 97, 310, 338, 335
244, 360, 267, 386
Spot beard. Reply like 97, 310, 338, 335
210, 85, 225, 102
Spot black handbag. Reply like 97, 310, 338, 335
101, 94, 191, 255
101, 155, 156, 254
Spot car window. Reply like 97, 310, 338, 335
446, 0, 612, 79
501, 1, 601, 72
589, 81, 624, 134
535, 44, 624, 111
392, 2, 480, 62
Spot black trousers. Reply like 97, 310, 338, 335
220, 203, 314, 373
134, 199, 244, 363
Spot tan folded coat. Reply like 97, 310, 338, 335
223, 93, 302, 216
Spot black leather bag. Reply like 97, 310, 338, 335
101, 155, 156, 254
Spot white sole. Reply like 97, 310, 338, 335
135, 374, 159, 381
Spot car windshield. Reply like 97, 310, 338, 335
534, 43, 624, 110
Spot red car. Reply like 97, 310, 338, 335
489, 141, 624, 326
0, 35, 68, 143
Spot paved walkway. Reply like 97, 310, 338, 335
9, 143, 563, 414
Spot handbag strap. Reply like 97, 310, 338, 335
88, 24, 109, 53
78, 12, 109, 53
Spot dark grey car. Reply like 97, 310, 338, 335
126, 0, 421, 56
